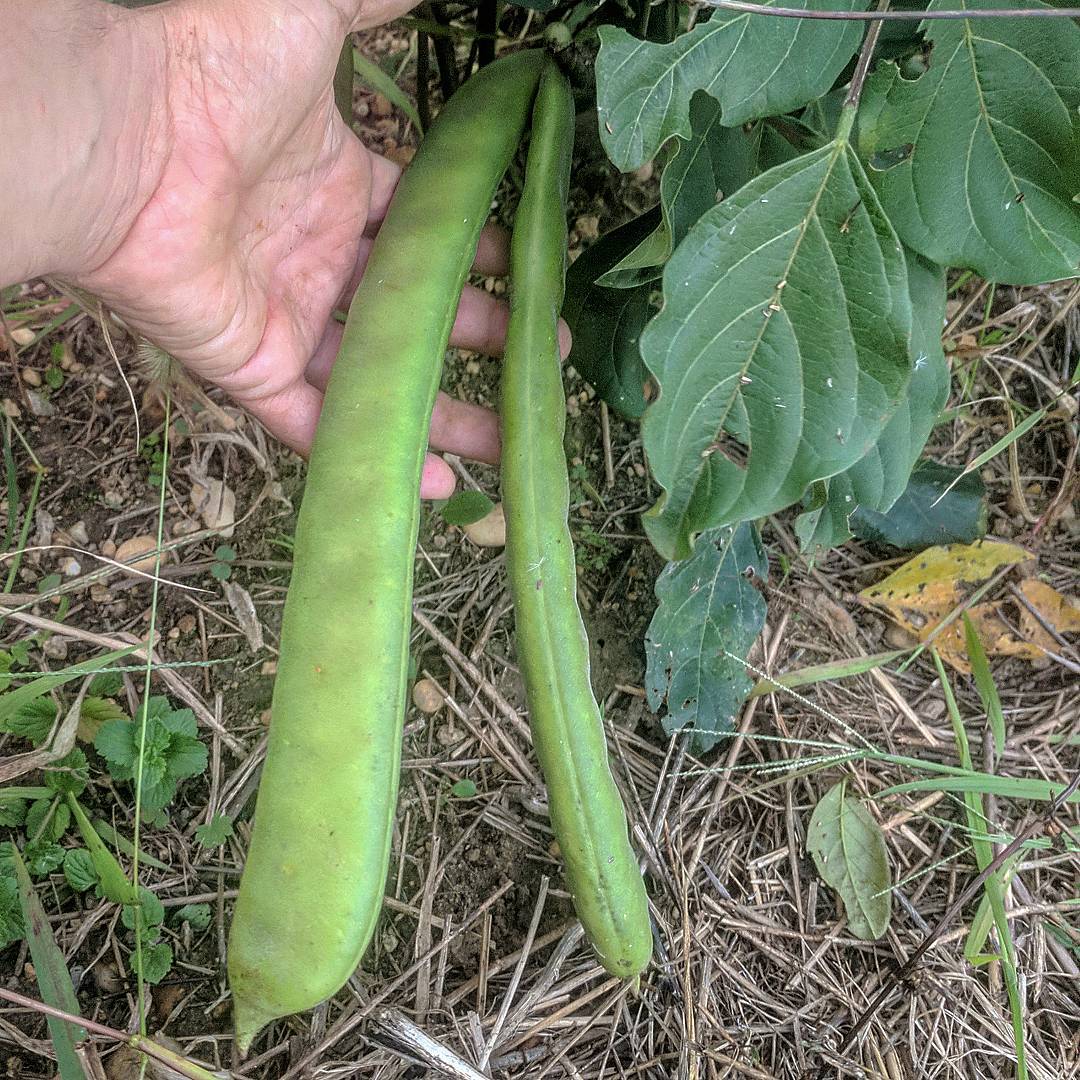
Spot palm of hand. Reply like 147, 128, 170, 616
78, 2, 374, 455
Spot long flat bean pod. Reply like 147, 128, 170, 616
228, 50, 547, 1053
500, 63, 652, 979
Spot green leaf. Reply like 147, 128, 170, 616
80, 696, 127, 727
645, 523, 767, 753
130, 940, 172, 985
602, 104, 804, 287
595, 0, 866, 172
450, 779, 477, 799
563, 211, 660, 418
174, 903, 211, 931
11, 847, 88, 1080
8, 697, 58, 745
25, 799, 70, 843
213, 544, 236, 563
87, 671, 124, 697
94, 718, 137, 776
857, 0, 1080, 284
22, 839, 66, 878
194, 813, 234, 848
796, 252, 951, 551
807, 780, 892, 940
45, 748, 89, 796
210, 561, 232, 581
0, 798, 27, 828
850, 460, 987, 550
67, 797, 139, 905
37, 573, 62, 595
639, 141, 913, 560
62, 849, 99, 893
165, 735, 208, 781
0, 875, 23, 947
439, 491, 495, 527
963, 614, 1006, 758
351, 47, 423, 134
122, 886, 164, 933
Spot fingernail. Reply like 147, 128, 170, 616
557, 319, 573, 360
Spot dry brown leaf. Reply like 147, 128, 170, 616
859, 542, 1078, 672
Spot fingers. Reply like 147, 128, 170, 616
420, 453, 457, 499
429, 393, 500, 464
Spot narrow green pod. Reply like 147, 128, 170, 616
228, 50, 547, 1053
500, 63, 652, 979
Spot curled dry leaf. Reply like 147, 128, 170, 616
190, 476, 236, 537
222, 581, 263, 653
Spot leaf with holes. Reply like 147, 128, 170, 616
601, 99, 805, 288
858, 0, 1080, 284
595, 0, 866, 172
645, 522, 767, 754
807, 780, 892, 940
640, 140, 913, 560
796, 251, 950, 551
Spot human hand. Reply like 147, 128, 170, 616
69, 0, 568, 498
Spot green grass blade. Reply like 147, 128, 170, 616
963, 615, 1006, 757
748, 650, 907, 700
0, 645, 139, 731
11, 847, 88, 1080
352, 48, 423, 134
91, 819, 169, 872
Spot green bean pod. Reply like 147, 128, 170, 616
228, 50, 547, 1053
500, 63, 652, 979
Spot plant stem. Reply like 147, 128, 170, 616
416, 29, 431, 132
425, 2, 458, 97
476, 0, 498, 67
842, 0, 885, 116
0, 989, 222, 1080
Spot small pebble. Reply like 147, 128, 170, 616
2, 398, 20, 418
66, 520, 90, 546
114, 534, 159, 574
167, 626, 180, 641
261, 660, 278, 676
463, 503, 506, 548
370, 93, 393, 118
103, 490, 124, 509
60, 557, 81, 577
90, 584, 112, 603
412, 677, 443, 714
100, 539, 117, 558
43, 637, 69, 661
20, 367, 41, 387
26, 391, 55, 417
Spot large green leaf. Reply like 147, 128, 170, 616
807, 780, 892, 941
645, 523, 767, 754
562, 210, 660, 418
796, 251, 949, 551
595, 0, 866, 172
601, 100, 805, 288
639, 140, 913, 561
858, 0, 1080, 284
